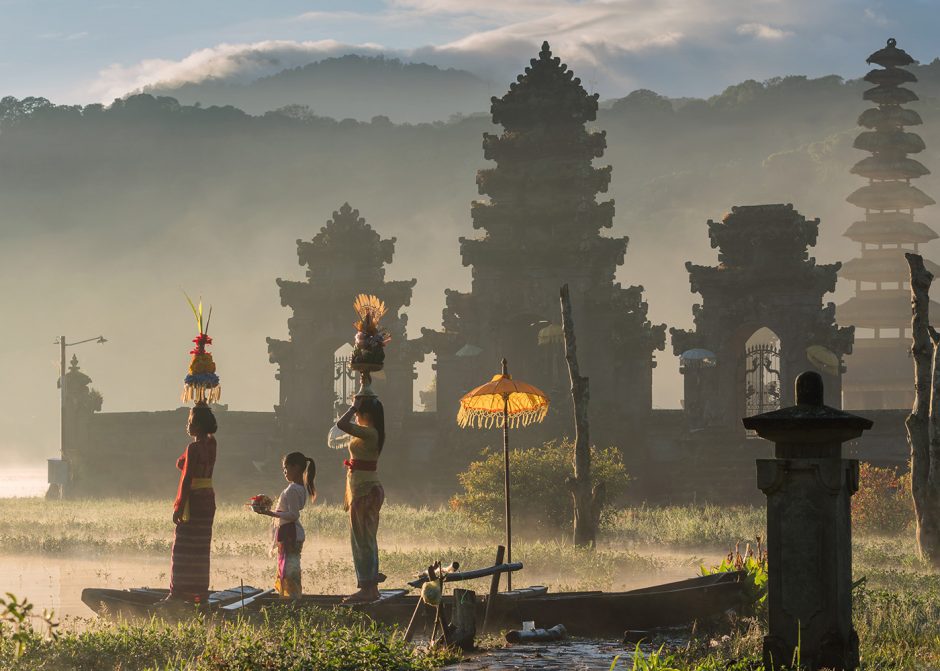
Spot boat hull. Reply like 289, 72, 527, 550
82, 571, 750, 637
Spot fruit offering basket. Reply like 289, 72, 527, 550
246, 494, 272, 513
350, 294, 391, 373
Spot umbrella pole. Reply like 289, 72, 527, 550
503, 399, 511, 591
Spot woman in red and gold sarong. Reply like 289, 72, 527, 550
169, 403, 217, 602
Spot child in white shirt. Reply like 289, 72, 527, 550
255, 451, 316, 598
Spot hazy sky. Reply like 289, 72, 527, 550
3, 0, 939, 103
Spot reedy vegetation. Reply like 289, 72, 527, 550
0, 498, 937, 669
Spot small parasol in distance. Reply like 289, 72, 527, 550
806, 345, 841, 376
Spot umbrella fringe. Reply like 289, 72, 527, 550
456, 404, 549, 430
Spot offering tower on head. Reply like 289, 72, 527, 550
181, 294, 221, 405
350, 294, 391, 398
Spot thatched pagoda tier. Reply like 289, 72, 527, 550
850, 155, 929, 180
853, 130, 925, 154
839, 290, 940, 328
843, 215, 938, 244
864, 67, 918, 86
839, 344, 911, 386
846, 182, 935, 210
840, 249, 940, 281
858, 107, 922, 129
840, 38, 933, 409
866, 38, 915, 67
863, 85, 919, 105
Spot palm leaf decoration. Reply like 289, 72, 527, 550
184, 291, 205, 333
353, 294, 387, 334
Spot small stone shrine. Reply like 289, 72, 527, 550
267, 203, 422, 494
839, 38, 938, 410
671, 204, 854, 431
744, 371, 872, 671
425, 42, 665, 450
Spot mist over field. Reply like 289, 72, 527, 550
2, 55, 939, 465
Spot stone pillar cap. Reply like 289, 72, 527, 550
742, 371, 873, 444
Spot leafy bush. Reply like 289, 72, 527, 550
852, 463, 914, 533
700, 539, 768, 615
451, 439, 630, 532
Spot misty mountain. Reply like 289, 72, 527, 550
1, 58, 939, 463
142, 55, 493, 123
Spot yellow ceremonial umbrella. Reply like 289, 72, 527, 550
457, 358, 549, 588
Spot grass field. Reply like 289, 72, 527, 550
0, 498, 937, 669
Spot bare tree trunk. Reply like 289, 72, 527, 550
905, 253, 940, 566
560, 284, 604, 548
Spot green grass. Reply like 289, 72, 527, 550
2, 498, 938, 669
0, 604, 460, 671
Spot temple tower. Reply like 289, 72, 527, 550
426, 42, 665, 450
672, 204, 854, 432
839, 39, 938, 410
267, 203, 420, 497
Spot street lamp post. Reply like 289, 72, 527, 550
52, 335, 106, 498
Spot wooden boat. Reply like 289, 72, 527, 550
82, 571, 750, 636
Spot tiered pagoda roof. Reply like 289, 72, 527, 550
433, 42, 664, 444
446, 41, 663, 360
840, 39, 936, 311
467, 41, 620, 257
839, 38, 937, 408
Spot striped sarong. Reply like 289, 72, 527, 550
170, 487, 215, 600
349, 484, 384, 588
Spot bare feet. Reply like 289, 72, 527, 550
343, 585, 381, 604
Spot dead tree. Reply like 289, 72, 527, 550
560, 284, 605, 548
905, 252, 940, 566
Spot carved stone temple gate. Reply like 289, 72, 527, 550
672, 204, 855, 432
267, 203, 427, 500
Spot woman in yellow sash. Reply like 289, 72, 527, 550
169, 403, 217, 602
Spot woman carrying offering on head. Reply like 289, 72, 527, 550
255, 452, 316, 598
170, 403, 217, 602
169, 294, 222, 603
337, 395, 386, 603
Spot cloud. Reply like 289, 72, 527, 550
862, 8, 890, 26
736, 23, 794, 40
90, 40, 390, 102
87, 0, 902, 103
40, 31, 89, 41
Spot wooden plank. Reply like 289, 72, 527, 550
481, 545, 505, 634
221, 588, 275, 611
408, 562, 522, 588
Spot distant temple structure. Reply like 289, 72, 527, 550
54, 42, 915, 505
839, 39, 937, 410
424, 42, 666, 450
672, 204, 854, 430
266, 203, 424, 497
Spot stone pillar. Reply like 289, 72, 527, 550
743, 371, 872, 671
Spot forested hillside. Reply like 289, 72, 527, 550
1, 58, 938, 459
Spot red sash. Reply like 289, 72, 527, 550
344, 459, 378, 471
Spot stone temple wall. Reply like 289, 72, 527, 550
67, 405, 910, 505
69, 407, 277, 499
